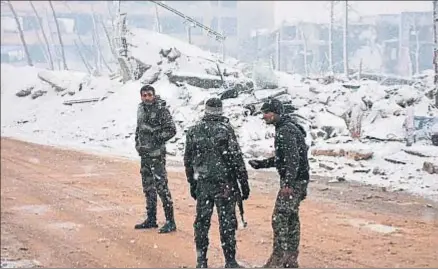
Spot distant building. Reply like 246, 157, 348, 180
1, 1, 275, 67
241, 11, 433, 76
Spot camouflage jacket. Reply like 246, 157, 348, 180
135, 96, 176, 157
184, 114, 249, 196
258, 116, 309, 189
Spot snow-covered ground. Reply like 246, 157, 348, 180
2, 28, 438, 201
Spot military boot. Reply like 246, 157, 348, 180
134, 218, 158, 229
159, 204, 176, 233
136, 194, 158, 229
223, 245, 243, 268
279, 251, 299, 268
196, 251, 208, 268
262, 251, 283, 268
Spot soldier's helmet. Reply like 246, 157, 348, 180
205, 97, 223, 115
260, 98, 284, 115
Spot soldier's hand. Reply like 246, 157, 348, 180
248, 160, 263, 169
241, 183, 250, 200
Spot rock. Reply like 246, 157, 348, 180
311, 147, 373, 161
423, 162, 438, 174
319, 162, 335, 171
384, 158, 407, 165
372, 167, 386, 175
140, 67, 161, 85
345, 150, 373, 161
131, 57, 152, 80
31, 90, 47, 99
16, 87, 33, 97
167, 48, 181, 62
353, 169, 370, 173
168, 71, 223, 89
159, 48, 172, 58
321, 126, 336, 139
220, 88, 238, 100
403, 149, 432, 157
328, 176, 346, 183
432, 133, 438, 146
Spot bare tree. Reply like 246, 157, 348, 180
343, 0, 349, 78
328, 1, 334, 73
434, 0, 438, 106
29, 1, 54, 70
48, 0, 68, 70
154, 3, 162, 33
300, 27, 309, 77
7, 1, 33, 66
412, 21, 421, 75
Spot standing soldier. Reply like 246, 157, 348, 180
134, 85, 177, 234
184, 98, 250, 268
248, 98, 309, 268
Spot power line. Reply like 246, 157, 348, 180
148, 0, 226, 42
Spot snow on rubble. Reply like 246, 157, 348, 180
1, 28, 438, 201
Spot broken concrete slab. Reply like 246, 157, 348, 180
311, 147, 373, 161
31, 90, 47, 100
16, 87, 33, 97
423, 162, 438, 174
168, 71, 223, 89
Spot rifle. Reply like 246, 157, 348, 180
232, 179, 247, 229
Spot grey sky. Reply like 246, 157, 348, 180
274, 1, 433, 25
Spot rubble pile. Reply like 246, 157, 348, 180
3, 28, 438, 199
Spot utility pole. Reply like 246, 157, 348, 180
433, 0, 438, 106
187, 24, 192, 44
329, 1, 334, 73
276, 30, 281, 71
343, 0, 349, 78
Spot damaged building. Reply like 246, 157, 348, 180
242, 11, 434, 77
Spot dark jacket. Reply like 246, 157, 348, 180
184, 114, 249, 197
135, 96, 176, 157
258, 116, 309, 189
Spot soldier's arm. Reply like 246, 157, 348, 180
183, 130, 195, 185
257, 157, 276, 168
156, 107, 177, 144
279, 128, 300, 188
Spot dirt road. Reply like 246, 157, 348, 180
1, 137, 438, 268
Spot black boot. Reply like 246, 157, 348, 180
159, 203, 176, 233
224, 245, 243, 268
158, 220, 176, 233
196, 257, 208, 268
134, 218, 158, 229
136, 188, 158, 229
225, 260, 243, 268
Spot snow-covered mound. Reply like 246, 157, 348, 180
1, 28, 438, 201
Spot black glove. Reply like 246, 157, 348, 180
190, 183, 197, 200
248, 160, 263, 169
241, 182, 250, 201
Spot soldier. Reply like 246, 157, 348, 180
184, 98, 250, 268
248, 98, 309, 268
134, 85, 177, 234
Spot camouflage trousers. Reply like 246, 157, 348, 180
194, 193, 238, 263
140, 155, 174, 222
271, 187, 302, 254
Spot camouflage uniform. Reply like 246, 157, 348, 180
135, 96, 177, 233
249, 99, 309, 268
184, 98, 250, 268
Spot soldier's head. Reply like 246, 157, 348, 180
140, 85, 156, 104
205, 97, 223, 116
260, 98, 284, 124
